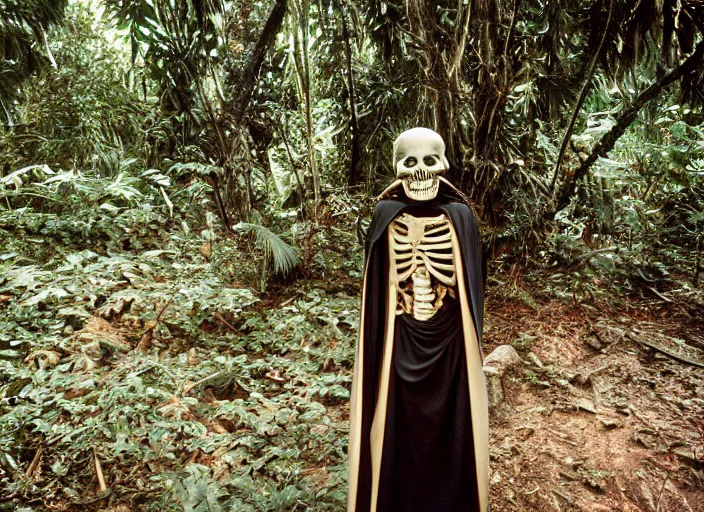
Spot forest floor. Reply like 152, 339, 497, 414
483, 289, 704, 512
1, 223, 703, 511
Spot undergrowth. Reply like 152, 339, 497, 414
0, 168, 360, 511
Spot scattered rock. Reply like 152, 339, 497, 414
484, 344, 525, 371
575, 397, 598, 414
187, 347, 199, 366
599, 417, 621, 429
483, 345, 524, 409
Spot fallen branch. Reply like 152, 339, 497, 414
545, 428, 579, 446
182, 371, 223, 395
647, 286, 672, 303
574, 363, 610, 385
136, 300, 172, 353
213, 312, 242, 334
25, 446, 43, 478
627, 332, 704, 369
655, 471, 670, 512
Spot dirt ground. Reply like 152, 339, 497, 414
484, 293, 704, 512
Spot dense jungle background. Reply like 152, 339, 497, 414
1, 0, 703, 510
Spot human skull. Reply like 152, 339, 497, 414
393, 128, 449, 201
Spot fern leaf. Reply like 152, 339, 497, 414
235, 222, 300, 276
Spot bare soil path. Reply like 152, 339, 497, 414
484, 294, 704, 512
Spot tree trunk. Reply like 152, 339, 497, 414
549, 0, 614, 192
232, 0, 289, 123
292, 0, 320, 205
551, 38, 704, 217
339, 0, 361, 187
210, 173, 232, 231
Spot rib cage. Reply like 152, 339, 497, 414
388, 213, 457, 320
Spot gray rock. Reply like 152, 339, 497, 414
483, 345, 525, 409
484, 344, 524, 371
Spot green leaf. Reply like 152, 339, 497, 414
51, 459, 67, 476
234, 222, 300, 276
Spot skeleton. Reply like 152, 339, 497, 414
387, 128, 458, 321
348, 127, 489, 512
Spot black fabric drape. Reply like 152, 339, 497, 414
354, 184, 485, 512
377, 298, 479, 511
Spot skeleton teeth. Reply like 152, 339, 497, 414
403, 176, 440, 200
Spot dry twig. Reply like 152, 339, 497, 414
627, 332, 704, 369
93, 447, 107, 492
25, 446, 43, 478
655, 471, 670, 512
137, 300, 172, 353
213, 312, 242, 334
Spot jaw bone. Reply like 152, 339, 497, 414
402, 168, 440, 201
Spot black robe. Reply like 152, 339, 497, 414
348, 187, 488, 512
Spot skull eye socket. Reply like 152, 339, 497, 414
423, 155, 437, 166
403, 156, 418, 167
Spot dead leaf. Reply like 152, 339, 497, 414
25, 350, 62, 369
187, 347, 199, 366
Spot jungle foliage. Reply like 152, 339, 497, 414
0, 0, 703, 509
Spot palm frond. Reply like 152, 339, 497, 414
235, 222, 300, 276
